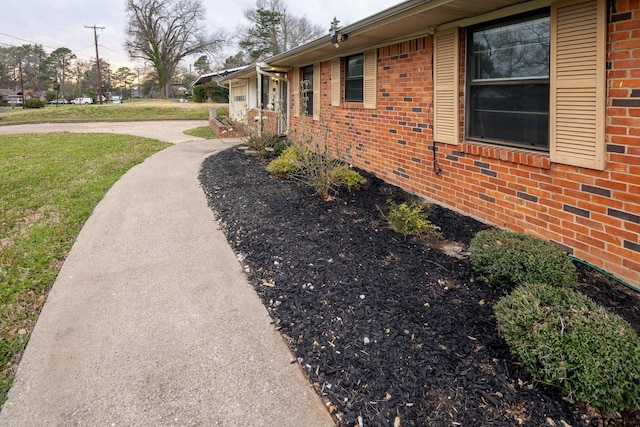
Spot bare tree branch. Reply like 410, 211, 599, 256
125, 0, 228, 98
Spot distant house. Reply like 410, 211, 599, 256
221, 64, 289, 134
23, 90, 46, 102
0, 89, 22, 105
191, 66, 247, 103
221, 0, 640, 291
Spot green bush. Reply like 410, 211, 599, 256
495, 283, 640, 413
266, 145, 309, 176
273, 139, 291, 157
470, 229, 577, 289
192, 85, 205, 103
386, 200, 435, 237
329, 164, 367, 191
25, 99, 45, 109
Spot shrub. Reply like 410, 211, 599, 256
266, 144, 366, 199
494, 283, 640, 414
295, 149, 339, 200
386, 200, 436, 238
469, 229, 577, 289
192, 85, 205, 103
25, 99, 45, 109
273, 139, 291, 157
247, 130, 279, 158
329, 164, 367, 191
266, 145, 309, 176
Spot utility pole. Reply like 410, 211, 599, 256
85, 25, 105, 104
18, 52, 25, 109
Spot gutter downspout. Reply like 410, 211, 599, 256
256, 64, 263, 135
426, 28, 442, 175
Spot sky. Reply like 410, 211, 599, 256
0, 0, 403, 72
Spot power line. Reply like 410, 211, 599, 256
0, 32, 95, 62
0, 32, 59, 50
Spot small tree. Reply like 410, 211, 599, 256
329, 17, 340, 32
192, 84, 205, 102
239, 0, 325, 62
112, 66, 136, 99
194, 55, 212, 76
47, 47, 76, 99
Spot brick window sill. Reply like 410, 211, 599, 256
342, 102, 364, 109
460, 140, 551, 170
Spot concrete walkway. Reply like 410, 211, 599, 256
0, 122, 334, 426
0, 120, 209, 143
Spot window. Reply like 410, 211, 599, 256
345, 54, 364, 102
435, 0, 604, 168
301, 65, 314, 116
467, 12, 550, 150
260, 75, 270, 109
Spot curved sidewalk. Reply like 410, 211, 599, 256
0, 126, 334, 426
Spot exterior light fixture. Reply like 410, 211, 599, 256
331, 31, 348, 48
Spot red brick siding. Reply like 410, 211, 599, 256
287, 3, 640, 290
209, 116, 245, 138
247, 109, 279, 135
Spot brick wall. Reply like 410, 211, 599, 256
287, 2, 640, 290
247, 109, 279, 135
209, 116, 245, 138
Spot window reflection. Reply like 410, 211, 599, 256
472, 15, 550, 81
345, 54, 364, 102
467, 11, 551, 150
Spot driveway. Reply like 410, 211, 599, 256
0, 120, 211, 144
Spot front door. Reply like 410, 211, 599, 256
278, 80, 288, 136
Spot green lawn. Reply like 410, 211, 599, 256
183, 126, 219, 139
0, 100, 225, 124
0, 132, 170, 404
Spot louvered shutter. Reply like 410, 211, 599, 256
550, 0, 605, 170
363, 50, 377, 109
331, 58, 341, 107
433, 28, 459, 145
292, 67, 300, 118
313, 63, 321, 120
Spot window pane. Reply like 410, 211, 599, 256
302, 66, 313, 91
345, 79, 363, 102
469, 83, 549, 148
345, 54, 364, 102
302, 66, 313, 115
346, 55, 363, 78
472, 15, 550, 80
261, 75, 270, 107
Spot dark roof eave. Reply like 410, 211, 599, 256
266, 0, 436, 65
192, 66, 249, 86
266, 0, 529, 68
222, 0, 532, 76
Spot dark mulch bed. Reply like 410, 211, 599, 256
199, 147, 640, 427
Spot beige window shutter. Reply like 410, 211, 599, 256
331, 58, 341, 107
363, 49, 377, 109
433, 28, 459, 145
292, 67, 300, 118
550, 0, 606, 170
313, 63, 321, 120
